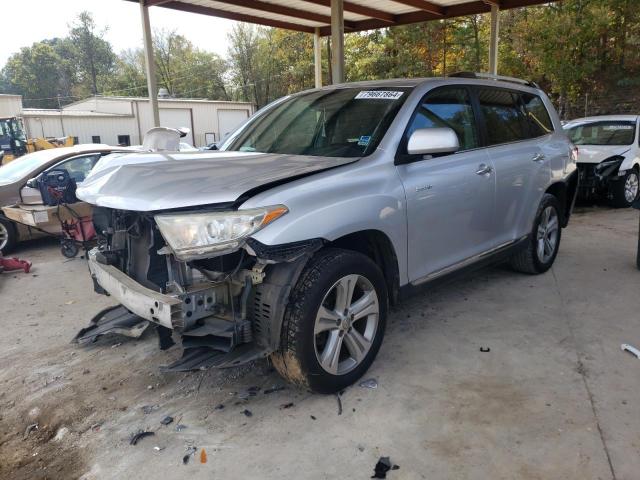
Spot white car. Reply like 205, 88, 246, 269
564, 115, 640, 207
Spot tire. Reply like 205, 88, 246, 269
611, 168, 639, 208
271, 248, 388, 394
61, 240, 79, 258
510, 194, 562, 274
0, 216, 18, 254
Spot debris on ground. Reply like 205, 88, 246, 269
53, 427, 70, 442
154, 446, 165, 452
90, 423, 102, 432
141, 405, 158, 414
200, 448, 208, 464
214, 404, 225, 410
242, 409, 253, 417
359, 378, 378, 389
183, 446, 197, 464
621, 343, 640, 359
371, 456, 400, 479
479, 347, 491, 352
310, 415, 317, 420
160, 416, 174, 426
176, 424, 187, 432
336, 394, 343, 415
280, 402, 294, 410
24, 423, 38, 438
129, 430, 155, 445
263, 386, 286, 395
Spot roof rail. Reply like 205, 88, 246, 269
449, 72, 540, 89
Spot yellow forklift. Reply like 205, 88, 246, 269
0, 116, 74, 166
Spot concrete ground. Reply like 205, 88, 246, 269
0, 206, 639, 480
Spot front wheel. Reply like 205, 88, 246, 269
0, 217, 18, 254
510, 194, 562, 274
271, 249, 388, 394
611, 168, 639, 208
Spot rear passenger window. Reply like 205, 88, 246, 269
406, 87, 479, 151
521, 93, 553, 137
477, 88, 529, 145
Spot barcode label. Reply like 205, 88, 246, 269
355, 91, 404, 100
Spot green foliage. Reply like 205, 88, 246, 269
1, 0, 639, 116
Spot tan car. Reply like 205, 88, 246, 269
0, 145, 126, 253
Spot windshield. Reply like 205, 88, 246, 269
565, 120, 637, 146
0, 149, 64, 184
223, 87, 411, 157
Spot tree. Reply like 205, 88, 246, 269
0, 42, 63, 108
67, 11, 116, 95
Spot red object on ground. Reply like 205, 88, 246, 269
0, 257, 32, 273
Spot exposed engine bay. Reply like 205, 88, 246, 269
78, 206, 322, 371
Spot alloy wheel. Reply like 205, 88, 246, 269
314, 274, 379, 376
624, 172, 639, 203
536, 206, 559, 264
0, 223, 8, 252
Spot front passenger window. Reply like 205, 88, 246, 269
51, 154, 101, 184
406, 88, 479, 151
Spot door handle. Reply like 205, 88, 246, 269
532, 153, 546, 162
475, 163, 493, 176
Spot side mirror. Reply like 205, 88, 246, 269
407, 127, 459, 155
26, 177, 38, 189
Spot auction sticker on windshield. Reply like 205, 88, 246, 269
355, 91, 404, 100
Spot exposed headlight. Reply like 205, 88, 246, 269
155, 205, 288, 260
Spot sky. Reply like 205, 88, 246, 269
1, 0, 236, 67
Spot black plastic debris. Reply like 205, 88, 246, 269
310, 415, 317, 420
479, 347, 491, 353
176, 424, 187, 432
24, 423, 38, 438
130, 430, 155, 446
263, 386, 286, 395
160, 416, 174, 426
336, 394, 343, 415
242, 409, 253, 417
280, 402, 294, 410
372, 457, 399, 479
215, 404, 225, 410
239, 386, 261, 400
183, 446, 197, 464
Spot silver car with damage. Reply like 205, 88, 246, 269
77, 74, 578, 393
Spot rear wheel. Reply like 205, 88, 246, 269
0, 217, 18, 254
510, 194, 561, 274
611, 168, 639, 208
271, 249, 387, 394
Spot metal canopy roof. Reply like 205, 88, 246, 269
131, 0, 555, 35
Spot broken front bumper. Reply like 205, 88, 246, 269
88, 248, 182, 329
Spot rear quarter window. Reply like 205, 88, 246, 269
521, 93, 554, 137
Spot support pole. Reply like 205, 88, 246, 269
140, 0, 160, 127
313, 28, 322, 89
488, 4, 500, 75
330, 0, 345, 84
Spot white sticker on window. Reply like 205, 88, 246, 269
603, 125, 633, 130
355, 91, 404, 100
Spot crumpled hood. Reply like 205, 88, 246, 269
576, 145, 630, 164
76, 150, 356, 211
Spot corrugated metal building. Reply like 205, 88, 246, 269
21, 96, 255, 147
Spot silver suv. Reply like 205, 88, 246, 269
77, 74, 578, 393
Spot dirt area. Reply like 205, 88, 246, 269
1, 206, 639, 480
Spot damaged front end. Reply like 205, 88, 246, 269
577, 156, 625, 200
79, 206, 322, 371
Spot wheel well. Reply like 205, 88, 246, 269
545, 182, 568, 225
327, 230, 400, 305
